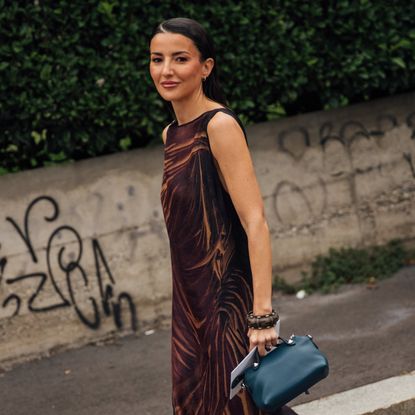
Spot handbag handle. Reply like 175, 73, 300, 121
251, 335, 296, 368
278, 335, 296, 346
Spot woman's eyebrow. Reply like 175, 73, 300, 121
150, 51, 190, 56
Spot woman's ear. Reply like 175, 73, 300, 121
203, 57, 215, 78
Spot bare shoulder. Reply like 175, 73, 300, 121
207, 110, 246, 148
207, 110, 240, 131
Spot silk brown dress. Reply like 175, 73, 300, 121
160, 107, 297, 415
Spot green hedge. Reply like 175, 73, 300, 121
1, 1, 414, 174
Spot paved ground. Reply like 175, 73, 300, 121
293, 370, 415, 415
0, 267, 414, 415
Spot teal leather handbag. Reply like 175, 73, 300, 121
242, 334, 329, 412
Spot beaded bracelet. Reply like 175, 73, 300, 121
247, 309, 279, 330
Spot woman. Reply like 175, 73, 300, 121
149, 17, 298, 415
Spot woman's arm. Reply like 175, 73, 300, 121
207, 112, 277, 355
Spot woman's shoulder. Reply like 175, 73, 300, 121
206, 107, 248, 143
208, 107, 238, 126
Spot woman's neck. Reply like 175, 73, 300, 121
172, 96, 220, 125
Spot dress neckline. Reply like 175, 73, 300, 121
173, 107, 228, 127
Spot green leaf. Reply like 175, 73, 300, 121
40, 64, 52, 80
6, 144, 18, 152
306, 58, 318, 66
393, 39, 412, 49
49, 151, 67, 162
119, 136, 131, 151
31, 129, 47, 145
391, 57, 406, 69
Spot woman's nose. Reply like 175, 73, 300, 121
161, 60, 174, 76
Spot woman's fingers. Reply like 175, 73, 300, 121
247, 327, 279, 356
248, 333, 257, 352
258, 344, 267, 356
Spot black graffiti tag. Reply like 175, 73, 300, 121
1, 195, 138, 331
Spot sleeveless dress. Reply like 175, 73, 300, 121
160, 107, 297, 415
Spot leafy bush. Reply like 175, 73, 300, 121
1, 1, 414, 174
273, 239, 413, 294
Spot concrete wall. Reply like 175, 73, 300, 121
0, 92, 414, 368
252, 92, 415, 280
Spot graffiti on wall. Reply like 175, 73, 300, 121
270, 112, 415, 225
277, 112, 415, 156
0, 195, 138, 331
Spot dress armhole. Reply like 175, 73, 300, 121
163, 121, 175, 145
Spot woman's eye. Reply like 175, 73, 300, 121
177, 57, 187, 62
151, 58, 161, 62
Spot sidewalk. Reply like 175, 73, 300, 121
0, 266, 414, 415
292, 370, 415, 415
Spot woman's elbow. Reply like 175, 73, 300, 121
242, 211, 269, 236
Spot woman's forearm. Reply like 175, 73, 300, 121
245, 217, 273, 315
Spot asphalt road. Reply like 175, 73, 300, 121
1, 267, 414, 415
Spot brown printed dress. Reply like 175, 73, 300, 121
160, 107, 296, 415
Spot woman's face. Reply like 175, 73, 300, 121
149, 32, 213, 103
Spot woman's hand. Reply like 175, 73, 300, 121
247, 326, 278, 357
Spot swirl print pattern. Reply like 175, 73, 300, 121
160, 108, 295, 415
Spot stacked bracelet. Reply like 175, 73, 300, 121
247, 309, 279, 330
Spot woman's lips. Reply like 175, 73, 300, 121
161, 82, 179, 88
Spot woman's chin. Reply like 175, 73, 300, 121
159, 91, 180, 101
